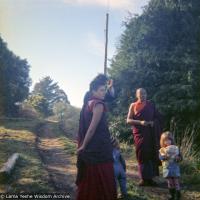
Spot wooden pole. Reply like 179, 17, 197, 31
104, 13, 109, 75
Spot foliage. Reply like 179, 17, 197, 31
53, 102, 80, 138
109, 0, 200, 140
31, 76, 70, 116
24, 94, 51, 117
109, 115, 133, 143
170, 120, 200, 186
0, 36, 31, 116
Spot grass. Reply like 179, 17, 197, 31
1, 117, 199, 199
60, 136, 77, 155
41, 119, 77, 155
170, 121, 200, 188
119, 143, 157, 200
0, 118, 54, 193
118, 138, 200, 200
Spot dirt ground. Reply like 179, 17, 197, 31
36, 122, 77, 200
35, 122, 200, 200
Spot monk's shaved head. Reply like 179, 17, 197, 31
136, 88, 146, 94
136, 88, 147, 102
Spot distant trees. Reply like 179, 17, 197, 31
0, 36, 31, 116
25, 94, 51, 117
29, 76, 70, 117
0, 36, 70, 118
109, 0, 200, 140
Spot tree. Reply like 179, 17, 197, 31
32, 76, 70, 116
53, 102, 80, 138
25, 94, 51, 117
109, 0, 200, 140
0, 36, 31, 116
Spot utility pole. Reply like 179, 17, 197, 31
104, 13, 109, 75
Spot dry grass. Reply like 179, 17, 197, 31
170, 120, 200, 186
0, 118, 54, 192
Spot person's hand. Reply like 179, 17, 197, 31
140, 121, 149, 126
107, 79, 113, 89
77, 145, 85, 154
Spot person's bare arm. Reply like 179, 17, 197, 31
77, 103, 104, 153
107, 79, 115, 97
126, 104, 148, 126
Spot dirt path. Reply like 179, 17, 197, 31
125, 154, 200, 200
125, 159, 170, 200
34, 121, 199, 200
35, 122, 77, 200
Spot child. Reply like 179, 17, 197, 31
111, 137, 127, 199
159, 131, 182, 200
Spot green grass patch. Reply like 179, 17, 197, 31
181, 159, 200, 185
120, 143, 135, 160
126, 181, 151, 200
43, 120, 77, 155
0, 118, 54, 193
59, 136, 77, 155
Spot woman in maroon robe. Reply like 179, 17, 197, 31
76, 75, 117, 200
127, 88, 162, 186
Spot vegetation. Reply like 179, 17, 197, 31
0, 36, 31, 116
171, 121, 200, 186
52, 102, 80, 138
109, 0, 200, 141
0, 118, 54, 192
30, 76, 70, 117
0, 0, 200, 197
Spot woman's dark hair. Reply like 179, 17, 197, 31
89, 74, 108, 92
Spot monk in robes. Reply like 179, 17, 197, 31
127, 88, 163, 186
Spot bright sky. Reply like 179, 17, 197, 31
0, 0, 149, 108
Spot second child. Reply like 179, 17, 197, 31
111, 137, 127, 199
159, 131, 182, 200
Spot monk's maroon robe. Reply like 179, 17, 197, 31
132, 101, 163, 180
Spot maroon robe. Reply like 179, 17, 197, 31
132, 101, 163, 180
76, 97, 117, 200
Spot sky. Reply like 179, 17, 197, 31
0, 0, 149, 108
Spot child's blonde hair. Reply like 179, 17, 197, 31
160, 131, 175, 148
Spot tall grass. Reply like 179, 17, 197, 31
170, 119, 198, 160
170, 119, 200, 185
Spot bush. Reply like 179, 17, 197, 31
109, 115, 133, 143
